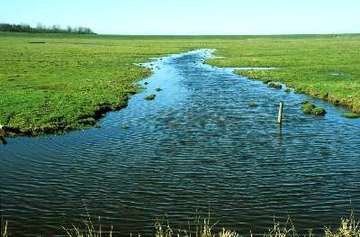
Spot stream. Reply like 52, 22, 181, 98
1, 49, 360, 236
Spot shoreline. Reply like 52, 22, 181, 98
3, 48, 359, 138
1, 96, 131, 137
0, 49, 196, 138
233, 70, 360, 114
2, 33, 360, 138
0, 49, 203, 138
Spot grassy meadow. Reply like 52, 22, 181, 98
1, 33, 360, 135
208, 34, 360, 113
0, 33, 198, 135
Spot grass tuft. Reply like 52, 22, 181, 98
312, 107, 327, 116
1, 220, 8, 237
154, 217, 238, 237
343, 112, 360, 119
302, 101, 316, 114
248, 101, 258, 108
265, 217, 304, 237
63, 216, 113, 237
302, 101, 327, 116
268, 82, 283, 89
325, 212, 360, 237
145, 94, 157, 101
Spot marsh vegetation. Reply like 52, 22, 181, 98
145, 94, 157, 101
267, 81, 283, 89
3, 213, 360, 237
302, 101, 327, 116
343, 112, 360, 119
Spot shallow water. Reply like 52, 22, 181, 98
1, 49, 360, 236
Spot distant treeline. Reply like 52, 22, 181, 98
0, 23, 95, 34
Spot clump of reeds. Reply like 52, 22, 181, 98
325, 212, 360, 237
302, 101, 327, 116
264, 217, 307, 237
63, 216, 113, 237
1, 220, 8, 237
343, 112, 360, 119
267, 82, 283, 90
3, 211, 360, 237
154, 217, 238, 237
145, 94, 156, 100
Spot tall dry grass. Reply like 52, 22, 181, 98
154, 218, 238, 237
2, 212, 360, 237
63, 216, 113, 237
1, 220, 8, 237
325, 212, 360, 237
63, 213, 360, 237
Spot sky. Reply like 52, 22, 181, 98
1, 0, 360, 35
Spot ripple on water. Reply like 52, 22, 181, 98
1, 49, 360, 236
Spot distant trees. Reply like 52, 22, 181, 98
0, 23, 95, 34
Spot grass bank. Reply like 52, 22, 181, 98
1, 33, 360, 136
0, 33, 199, 135
207, 34, 360, 113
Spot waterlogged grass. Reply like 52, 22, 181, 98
302, 101, 327, 116
267, 81, 283, 89
1, 33, 360, 135
343, 112, 360, 119
145, 94, 157, 101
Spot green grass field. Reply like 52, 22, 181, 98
207, 34, 360, 113
1, 33, 360, 135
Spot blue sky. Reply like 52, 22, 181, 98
1, 0, 359, 35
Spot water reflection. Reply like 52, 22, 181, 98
1, 50, 360, 236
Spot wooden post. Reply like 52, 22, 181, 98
277, 102, 284, 124
0, 125, 6, 145
0, 137, 6, 145
0, 125, 5, 137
